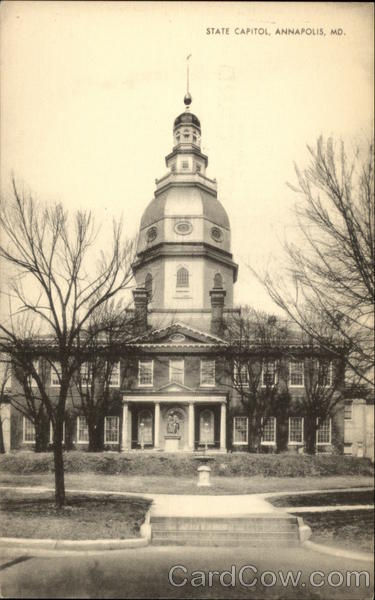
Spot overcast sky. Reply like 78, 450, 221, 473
1, 1, 373, 314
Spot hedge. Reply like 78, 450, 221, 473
0, 451, 373, 478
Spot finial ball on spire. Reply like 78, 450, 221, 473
184, 93, 192, 106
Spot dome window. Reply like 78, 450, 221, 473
211, 227, 223, 242
145, 273, 153, 297
146, 226, 157, 242
214, 273, 223, 288
176, 267, 189, 288
174, 221, 192, 235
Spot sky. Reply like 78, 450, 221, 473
1, 1, 373, 315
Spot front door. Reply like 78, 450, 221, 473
199, 409, 215, 445
138, 409, 153, 447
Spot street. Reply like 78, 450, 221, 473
0, 545, 373, 599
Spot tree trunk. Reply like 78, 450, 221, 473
34, 419, 47, 453
0, 418, 5, 454
304, 417, 317, 454
53, 439, 65, 508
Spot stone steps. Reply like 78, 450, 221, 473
151, 514, 302, 547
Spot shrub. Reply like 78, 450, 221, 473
0, 452, 373, 478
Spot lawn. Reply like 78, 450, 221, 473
299, 509, 374, 553
0, 489, 151, 540
269, 489, 374, 507
0, 472, 373, 495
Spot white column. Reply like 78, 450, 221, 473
121, 402, 129, 452
154, 402, 160, 449
188, 403, 195, 451
220, 402, 227, 451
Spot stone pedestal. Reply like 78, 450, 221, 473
165, 435, 180, 452
197, 465, 211, 487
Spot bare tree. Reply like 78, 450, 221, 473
253, 138, 374, 386
0, 357, 12, 453
71, 303, 137, 451
222, 307, 292, 452
0, 179, 136, 506
299, 345, 345, 454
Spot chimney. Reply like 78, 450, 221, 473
209, 285, 226, 337
133, 287, 148, 333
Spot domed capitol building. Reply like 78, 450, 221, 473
3, 92, 372, 459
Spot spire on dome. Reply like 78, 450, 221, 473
185, 55, 192, 110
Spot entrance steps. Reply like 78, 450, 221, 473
151, 514, 304, 547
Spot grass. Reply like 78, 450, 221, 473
269, 489, 374, 507
0, 472, 373, 495
0, 489, 151, 540
298, 510, 374, 553
1, 451, 373, 478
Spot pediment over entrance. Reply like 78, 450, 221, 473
157, 382, 194, 393
130, 322, 226, 347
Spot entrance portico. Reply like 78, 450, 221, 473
121, 395, 227, 452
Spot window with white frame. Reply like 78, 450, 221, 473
233, 363, 249, 387
80, 362, 92, 386
108, 362, 120, 387
289, 360, 304, 387
200, 360, 215, 387
169, 359, 184, 385
77, 416, 89, 443
344, 403, 352, 420
262, 417, 276, 444
262, 361, 276, 387
49, 421, 65, 444
316, 419, 331, 444
23, 417, 35, 443
176, 267, 189, 288
138, 360, 153, 387
318, 360, 333, 387
288, 417, 304, 444
104, 416, 119, 444
50, 362, 62, 387
233, 416, 248, 445
28, 359, 40, 387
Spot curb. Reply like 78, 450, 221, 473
303, 540, 374, 563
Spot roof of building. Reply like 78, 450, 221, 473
140, 186, 230, 230
173, 111, 201, 131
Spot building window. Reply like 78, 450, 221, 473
104, 416, 119, 444
195, 163, 201, 173
289, 361, 304, 387
233, 363, 249, 387
288, 417, 304, 444
213, 272, 223, 288
176, 267, 189, 288
169, 359, 184, 385
108, 362, 120, 387
171, 163, 176, 172
316, 419, 331, 445
50, 362, 62, 387
318, 360, 333, 387
49, 421, 65, 444
200, 360, 215, 387
233, 416, 248, 445
145, 273, 153, 298
80, 362, 92, 386
182, 160, 189, 169
23, 417, 35, 443
193, 134, 197, 143
262, 417, 276, 445
77, 416, 89, 443
344, 403, 352, 420
28, 359, 39, 387
138, 360, 153, 387
262, 362, 276, 387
